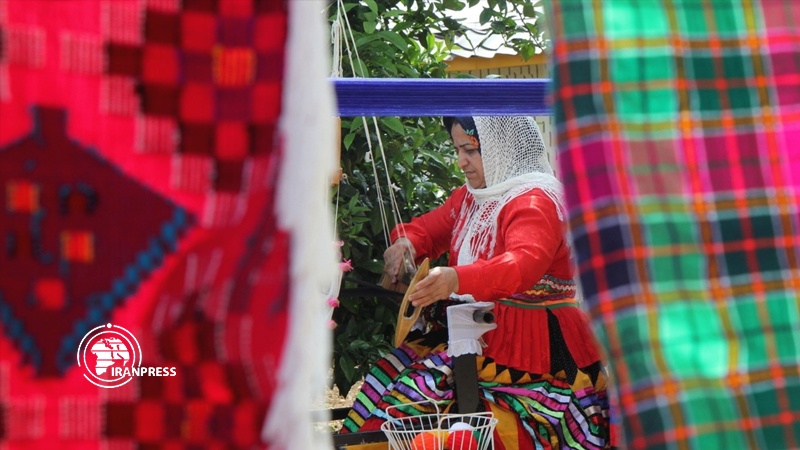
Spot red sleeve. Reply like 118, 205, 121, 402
389, 186, 467, 265
454, 190, 564, 300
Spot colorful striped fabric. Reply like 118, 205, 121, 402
546, 1, 800, 449
342, 333, 610, 449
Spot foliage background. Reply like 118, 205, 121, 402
328, 0, 544, 395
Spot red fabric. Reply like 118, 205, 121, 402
393, 186, 572, 299
392, 186, 572, 298
392, 186, 601, 374
0, 0, 289, 447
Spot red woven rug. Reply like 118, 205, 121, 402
0, 0, 321, 447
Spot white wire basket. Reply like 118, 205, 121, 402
380, 402, 497, 450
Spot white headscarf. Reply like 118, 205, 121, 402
452, 116, 565, 265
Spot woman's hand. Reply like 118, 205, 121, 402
409, 267, 459, 307
383, 237, 415, 284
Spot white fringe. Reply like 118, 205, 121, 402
447, 339, 484, 358
262, 1, 338, 449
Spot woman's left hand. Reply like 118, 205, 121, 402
409, 267, 459, 307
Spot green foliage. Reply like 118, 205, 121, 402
469, 0, 547, 61
328, 0, 545, 396
331, 116, 462, 395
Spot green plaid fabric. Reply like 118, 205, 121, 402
546, 1, 800, 449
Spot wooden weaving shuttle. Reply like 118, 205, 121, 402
393, 258, 430, 347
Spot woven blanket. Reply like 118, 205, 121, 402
546, 1, 800, 449
0, 0, 336, 448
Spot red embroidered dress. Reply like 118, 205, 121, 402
391, 185, 601, 375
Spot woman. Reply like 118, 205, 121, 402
341, 116, 611, 449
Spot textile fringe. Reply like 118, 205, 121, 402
262, 1, 338, 448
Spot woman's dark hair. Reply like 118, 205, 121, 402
443, 116, 480, 153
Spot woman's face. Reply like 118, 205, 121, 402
450, 123, 486, 189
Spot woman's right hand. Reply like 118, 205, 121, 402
383, 237, 416, 284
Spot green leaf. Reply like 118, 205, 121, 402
364, 20, 376, 34
425, 32, 435, 50
520, 43, 535, 61
377, 59, 399, 77
417, 31, 429, 50
525, 22, 540, 34
343, 133, 356, 150
355, 33, 383, 47
443, 0, 464, 10
383, 9, 405, 17
522, 2, 536, 17
468, 0, 480, 6
363, 0, 378, 12
350, 118, 365, 132
380, 117, 405, 135
421, 147, 447, 165
402, 149, 414, 167
392, 19, 413, 34
370, 208, 385, 235
351, 59, 370, 77
361, 259, 385, 275
350, 339, 372, 350
479, 7, 493, 25
397, 64, 419, 78
379, 30, 407, 50
441, 17, 461, 31
347, 193, 359, 209
339, 355, 355, 381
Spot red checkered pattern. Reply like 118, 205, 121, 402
0, 0, 291, 448
61, 33, 104, 74
100, 0, 285, 195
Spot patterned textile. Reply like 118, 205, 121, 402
0, 0, 335, 448
508, 274, 577, 302
342, 311, 611, 450
546, 1, 800, 449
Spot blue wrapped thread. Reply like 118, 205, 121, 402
333, 78, 551, 117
